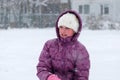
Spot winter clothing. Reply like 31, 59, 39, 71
37, 10, 90, 80
58, 13, 79, 32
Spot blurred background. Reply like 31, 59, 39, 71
0, 0, 120, 30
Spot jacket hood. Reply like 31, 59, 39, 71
56, 10, 82, 41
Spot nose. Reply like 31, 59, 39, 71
61, 27, 67, 33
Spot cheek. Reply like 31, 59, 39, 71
59, 29, 65, 34
59, 29, 62, 34
59, 30, 64, 37
67, 30, 74, 36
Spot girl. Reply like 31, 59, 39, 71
36, 10, 90, 80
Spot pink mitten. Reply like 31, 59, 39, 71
47, 74, 61, 80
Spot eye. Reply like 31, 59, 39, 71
59, 26, 63, 28
65, 27, 70, 30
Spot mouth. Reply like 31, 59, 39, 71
60, 34, 68, 38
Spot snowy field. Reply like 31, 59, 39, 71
0, 28, 120, 80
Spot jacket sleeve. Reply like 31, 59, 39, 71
74, 46, 90, 80
36, 41, 52, 80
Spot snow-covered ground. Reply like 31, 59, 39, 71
0, 28, 120, 80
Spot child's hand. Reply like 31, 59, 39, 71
47, 74, 61, 80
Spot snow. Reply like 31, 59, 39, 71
0, 28, 120, 80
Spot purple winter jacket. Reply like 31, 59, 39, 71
37, 10, 90, 80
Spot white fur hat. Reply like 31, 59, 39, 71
58, 13, 79, 32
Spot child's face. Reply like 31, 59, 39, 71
59, 26, 75, 38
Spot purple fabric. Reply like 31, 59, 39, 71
37, 10, 90, 80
